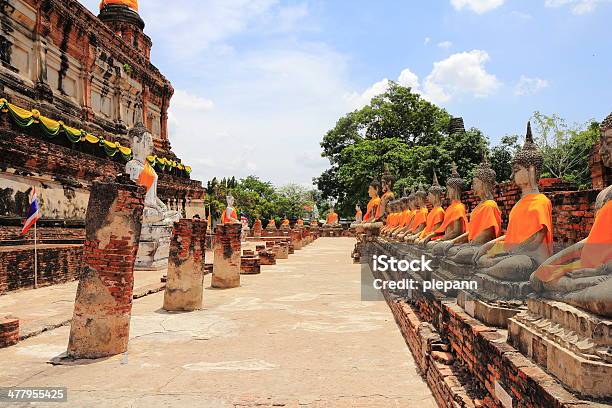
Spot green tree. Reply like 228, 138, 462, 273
490, 135, 520, 183
531, 112, 599, 188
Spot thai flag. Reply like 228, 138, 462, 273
21, 188, 40, 235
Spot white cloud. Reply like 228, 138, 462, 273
424, 37, 431, 45
347, 50, 500, 108
510, 10, 533, 19
422, 50, 501, 103
437, 41, 453, 49
170, 90, 214, 112
514, 75, 550, 96
450, 0, 505, 13
544, 0, 611, 14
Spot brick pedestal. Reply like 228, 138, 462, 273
163, 219, 207, 311
212, 223, 241, 289
67, 179, 144, 359
291, 229, 303, 250
240, 256, 261, 275
258, 249, 276, 265
0, 318, 19, 348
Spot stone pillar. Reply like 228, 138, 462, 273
0, 318, 19, 349
211, 223, 241, 289
67, 179, 144, 359
163, 219, 207, 311
240, 250, 261, 275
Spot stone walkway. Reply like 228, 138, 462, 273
0, 238, 436, 407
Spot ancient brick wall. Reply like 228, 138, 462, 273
0, 318, 20, 349
0, 245, 82, 294
0, 224, 84, 244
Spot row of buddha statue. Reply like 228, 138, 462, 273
359, 118, 611, 318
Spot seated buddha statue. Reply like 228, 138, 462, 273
530, 112, 612, 317
413, 173, 446, 246
389, 196, 410, 240
395, 190, 418, 241
381, 200, 400, 236
296, 218, 304, 227
404, 185, 430, 243
362, 180, 381, 223
325, 207, 339, 225
433, 152, 502, 261
375, 166, 395, 224
281, 217, 290, 228
355, 205, 363, 223
423, 163, 468, 250
267, 218, 277, 230
220, 194, 240, 224
473, 122, 553, 282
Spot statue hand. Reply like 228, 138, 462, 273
529, 271, 544, 292
566, 268, 599, 279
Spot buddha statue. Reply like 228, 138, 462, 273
381, 200, 398, 236
355, 204, 363, 223
423, 163, 468, 250
362, 180, 381, 223
220, 194, 240, 224
325, 207, 339, 225
404, 185, 429, 243
395, 190, 418, 241
413, 172, 446, 246
296, 218, 305, 227
389, 195, 410, 240
375, 166, 395, 223
281, 217, 290, 227
529, 113, 612, 317
267, 218, 277, 230
433, 152, 502, 262
125, 123, 179, 224
473, 122, 553, 282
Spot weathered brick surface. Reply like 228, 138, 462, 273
0, 318, 20, 349
240, 256, 261, 275
0, 245, 82, 294
379, 279, 604, 407
211, 224, 242, 289
67, 179, 144, 358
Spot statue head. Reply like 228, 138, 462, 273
512, 121, 543, 191
473, 151, 496, 200
368, 179, 381, 198
400, 196, 409, 210
408, 188, 417, 210
129, 124, 153, 162
415, 184, 427, 207
601, 112, 612, 169
381, 164, 395, 193
226, 194, 234, 207
446, 162, 464, 201
428, 170, 444, 205
355, 204, 361, 212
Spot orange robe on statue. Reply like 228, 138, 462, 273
221, 208, 238, 224
467, 200, 502, 242
355, 210, 362, 220
535, 200, 612, 282
503, 193, 552, 254
375, 191, 394, 220
410, 208, 428, 232
281, 219, 290, 226
297, 219, 304, 226
432, 200, 468, 240
364, 197, 381, 221
268, 220, 276, 228
419, 206, 445, 238
326, 212, 338, 225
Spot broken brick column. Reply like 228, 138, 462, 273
212, 223, 242, 289
163, 219, 207, 311
67, 179, 144, 359
0, 318, 19, 348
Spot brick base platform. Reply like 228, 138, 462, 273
0, 318, 19, 349
366, 242, 609, 407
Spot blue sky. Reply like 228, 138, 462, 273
82, 0, 611, 186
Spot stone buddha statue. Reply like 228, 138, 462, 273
267, 218, 277, 230
281, 216, 291, 228
404, 185, 429, 243
395, 190, 418, 241
362, 180, 381, 223
433, 152, 502, 261
325, 207, 339, 225
413, 173, 446, 246
389, 195, 410, 240
529, 113, 612, 317
125, 123, 179, 224
296, 217, 305, 227
375, 166, 395, 223
381, 200, 397, 236
221, 194, 240, 224
424, 163, 468, 250
473, 122, 553, 282
355, 204, 363, 223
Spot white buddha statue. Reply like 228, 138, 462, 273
125, 123, 180, 224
